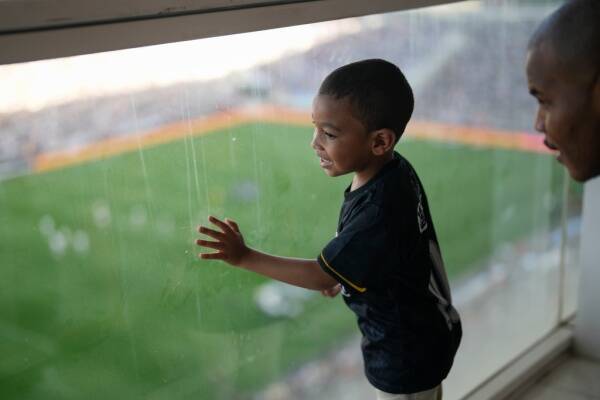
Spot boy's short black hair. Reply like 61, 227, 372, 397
318, 59, 414, 142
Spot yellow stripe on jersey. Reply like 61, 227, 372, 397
319, 252, 367, 293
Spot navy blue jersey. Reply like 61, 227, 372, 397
317, 152, 461, 394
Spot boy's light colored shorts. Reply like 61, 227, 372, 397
375, 384, 442, 400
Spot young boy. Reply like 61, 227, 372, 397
197, 59, 461, 400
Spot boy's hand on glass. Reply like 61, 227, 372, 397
321, 283, 342, 298
197, 216, 248, 266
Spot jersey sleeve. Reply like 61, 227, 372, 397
317, 203, 389, 294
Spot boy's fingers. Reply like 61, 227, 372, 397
208, 216, 235, 236
225, 218, 240, 233
198, 226, 225, 240
199, 252, 226, 260
196, 239, 225, 250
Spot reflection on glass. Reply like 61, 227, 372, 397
0, 0, 578, 399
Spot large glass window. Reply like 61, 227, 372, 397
0, 1, 578, 399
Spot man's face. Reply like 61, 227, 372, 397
310, 95, 374, 177
526, 43, 600, 182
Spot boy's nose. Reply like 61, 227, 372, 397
310, 131, 323, 150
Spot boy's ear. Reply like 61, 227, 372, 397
370, 128, 396, 155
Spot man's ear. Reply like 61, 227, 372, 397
371, 129, 396, 155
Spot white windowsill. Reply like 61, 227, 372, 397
462, 325, 574, 400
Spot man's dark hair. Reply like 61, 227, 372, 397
528, 0, 600, 82
318, 59, 414, 142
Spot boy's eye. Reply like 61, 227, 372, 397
313, 126, 337, 140
318, 129, 337, 139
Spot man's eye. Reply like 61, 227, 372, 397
323, 131, 336, 139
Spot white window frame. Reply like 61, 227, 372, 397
0, 0, 463, 65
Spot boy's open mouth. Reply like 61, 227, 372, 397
318, 155, 333, 168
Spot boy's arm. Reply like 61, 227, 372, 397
197, 216, 337, 291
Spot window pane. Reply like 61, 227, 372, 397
561, 178, 583, 320
0, 1, 575, 399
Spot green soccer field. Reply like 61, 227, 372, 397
0, 122, 564, 399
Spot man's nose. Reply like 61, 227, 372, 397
534, 108, 546, 133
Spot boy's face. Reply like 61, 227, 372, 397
526, 43, 600, 182
311, 95, 374, 177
